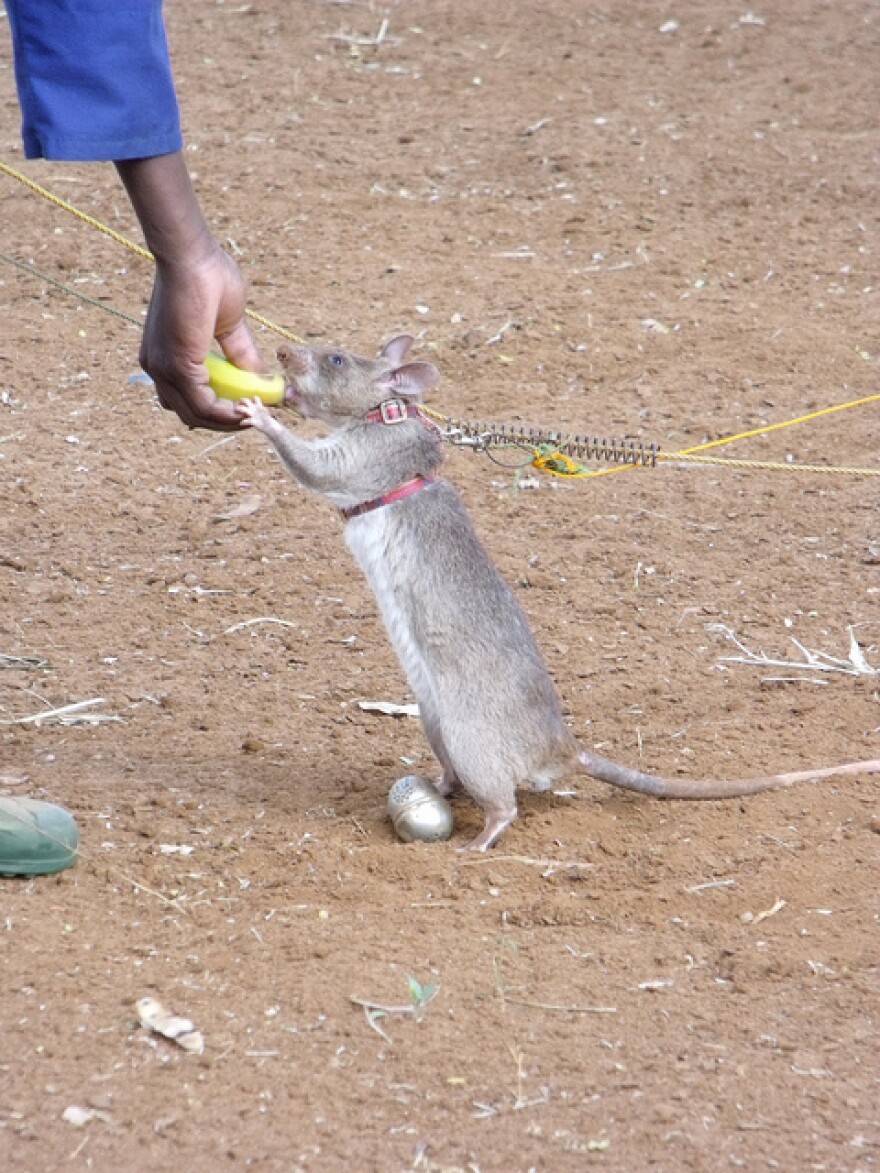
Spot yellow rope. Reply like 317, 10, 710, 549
0, 159, 305, 343
559, 392, 880, 480
659, 451, 880, 476
2, 158, 877, 479
416, 404, 452, 427
532, 447, 880, 478
670, 393, 880, 456
0, 159, 156, 258
243, 308, 303, 340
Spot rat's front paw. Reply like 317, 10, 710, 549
235, 397, 273, 431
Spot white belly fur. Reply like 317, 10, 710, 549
344, 510, 437, 713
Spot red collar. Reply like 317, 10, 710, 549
342, 399, 439, 520
341, 475, 435, 521
363, 399, 426, 426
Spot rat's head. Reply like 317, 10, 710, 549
277, 335, 439, 425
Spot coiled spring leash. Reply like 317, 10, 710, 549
421, 412, 658, 474
2, 159, 878, 480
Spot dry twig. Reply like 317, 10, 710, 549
0, 698, 120, 727
711, 624, 878, 679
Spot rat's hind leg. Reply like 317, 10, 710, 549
449, 758, 519, 852
417, 692, 460, 796
435, 768, 460, 798
458, 803, 518, 852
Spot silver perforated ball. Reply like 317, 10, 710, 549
387, 775, 454, 843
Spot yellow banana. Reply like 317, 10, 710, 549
204, 352, 285, 405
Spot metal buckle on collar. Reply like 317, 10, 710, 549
378, 399, 409, 424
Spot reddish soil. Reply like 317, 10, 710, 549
1, 2, 878, 1170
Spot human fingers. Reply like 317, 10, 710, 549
217, 316, 270, 376
150, 367, 243, 432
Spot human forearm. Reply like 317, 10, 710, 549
114, 153, 267, 430
7, 3, 266, 432
115, 154, 214, 268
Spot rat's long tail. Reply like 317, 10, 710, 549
577, 748, 880, 799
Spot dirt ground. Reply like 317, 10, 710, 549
1, 2, 878, 1170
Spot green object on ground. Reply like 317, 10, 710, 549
0, 797, 79, 876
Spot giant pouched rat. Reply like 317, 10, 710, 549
235, 335, 880, 851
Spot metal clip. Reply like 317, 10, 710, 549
379, 399, 409, 424
442, 425, 490, 451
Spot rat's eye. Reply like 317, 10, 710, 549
328, 354, 345, 368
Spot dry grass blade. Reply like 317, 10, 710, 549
459, 852, 594, 877
504, 997, 618, 1015
350, 976, 440, 1043
355, 1003, 393, 1044
710, 624, 878, 678
223, 617, 298, 635
0, 698, 121, 727
325, 17, 393, 47
0, 653, 49, 670
0, 772, 31, 787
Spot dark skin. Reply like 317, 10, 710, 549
115, 153, 266, 431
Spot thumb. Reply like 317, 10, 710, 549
218, 318, 270, 375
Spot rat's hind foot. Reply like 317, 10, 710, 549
457, 806, 517, 853
435, 768, 459, 798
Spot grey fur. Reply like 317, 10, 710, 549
236, 336, 880, 851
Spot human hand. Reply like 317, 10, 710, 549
140, 240, 266, 431
116, 154, 268, 432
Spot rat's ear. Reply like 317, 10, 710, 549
376, 361, 440, 401
379, 335, 415, 365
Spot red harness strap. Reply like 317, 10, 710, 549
340, 398, 440, 520
340, 474, 435, 521
362, 399, 425, 426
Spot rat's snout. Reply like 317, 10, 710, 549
277, 343, 313, 414
276, 344, 311, 376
